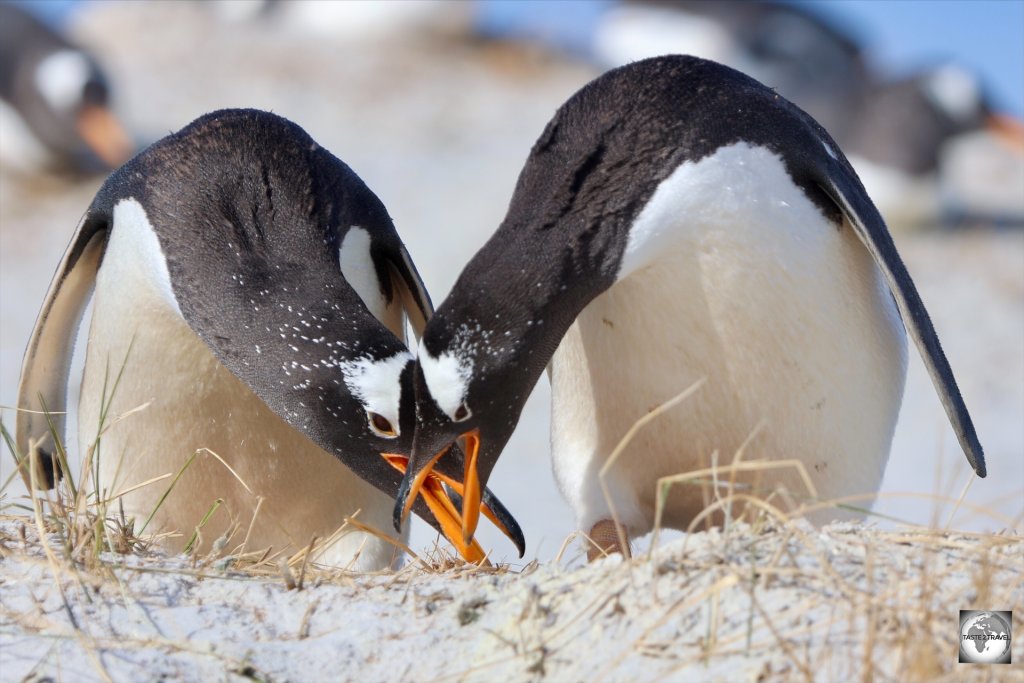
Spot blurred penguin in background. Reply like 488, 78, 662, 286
848, 63, 1024, 228
589, 1, 871, 148
204, 0, 470, 40
0, 1, 134, 175
471, 0, 1024, 229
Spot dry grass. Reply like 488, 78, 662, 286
0, 396, 507, 582
2, 444, 1020, 682
2, 380, 1021, 682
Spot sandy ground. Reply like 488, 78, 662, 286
0, 3, 1022, 681
2, 518, 1022, 682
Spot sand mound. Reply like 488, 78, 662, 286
2, 515, 1020, 682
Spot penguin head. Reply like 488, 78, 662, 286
394, 291, 547, 547
33, 49, 133, 170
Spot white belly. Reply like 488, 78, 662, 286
550, 147, 908, 536
79, 221, 406, 570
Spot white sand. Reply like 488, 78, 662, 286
3, 517, 1021, 682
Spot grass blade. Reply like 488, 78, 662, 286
138, 450, 200, 536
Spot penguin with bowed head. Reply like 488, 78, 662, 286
16, 109, 523, 569
395, 56, 986, 561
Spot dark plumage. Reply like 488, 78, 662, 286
18, 109, 523, 566
396, 57, 984, 558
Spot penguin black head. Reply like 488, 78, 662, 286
0, 2, 134, 172
392, 317, 527, 542
395, 55, 986, 543
17, 109, 523, 560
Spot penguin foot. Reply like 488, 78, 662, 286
586, 519, 631, 562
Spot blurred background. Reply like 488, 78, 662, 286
1, 0, 1021, 565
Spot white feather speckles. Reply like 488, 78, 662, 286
338, 352, 412, 434
419, 347, 472, 420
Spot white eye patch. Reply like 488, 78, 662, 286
339, 352, 412, 434
35, 49, 92, 112
418, 348, 472, 421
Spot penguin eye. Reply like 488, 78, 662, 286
367, 411, 398, 438
453, 403, 471, 422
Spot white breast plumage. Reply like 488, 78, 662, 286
550, 143, 907, 536
78, 199, 405, 569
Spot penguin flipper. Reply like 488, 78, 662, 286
384, 244, 433, 340
818, 167, 986, 477
16, 212, 108, 489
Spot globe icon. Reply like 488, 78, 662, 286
960, 612, 1011, 663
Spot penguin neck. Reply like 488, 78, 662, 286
433, 220, 620, 387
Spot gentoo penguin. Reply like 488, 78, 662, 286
395, 56, 986, 560
16, 109, 523, 568
475, 0, 870, 147
473, 2, 1023, 228
847, 64, 1024, 227
204, 0, 467, 39
591, 0, 870, 145
0, 2, 133, 174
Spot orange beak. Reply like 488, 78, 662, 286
987, 113, 1024, 153
383, 433, 507, 565
460, 429, 482, 544
76, 103, 134, 168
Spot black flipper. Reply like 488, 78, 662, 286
16, 211, 108, 488
818, 162, 986, 477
